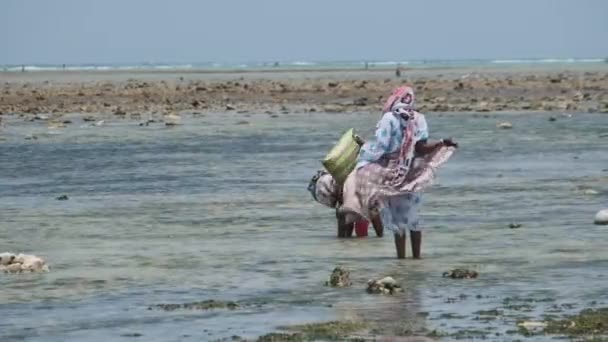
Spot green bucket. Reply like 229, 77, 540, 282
322, 128, 362, 185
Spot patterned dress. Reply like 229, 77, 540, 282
341, 110, 454, 235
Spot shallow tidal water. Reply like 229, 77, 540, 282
1, 111, 607, 341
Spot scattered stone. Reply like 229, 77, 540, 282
48, 121, 66, 129
150, 300, 239, 311
0, 252, 15, 265
438, 312, 467, 319
62, 120, 72, 124
548, 116, 557, 122
94, 120, 105, 127
56, 194, 69, 200
0, 252, 50, 273
114, 108, 126, 116
163, 113, 181, 126
83, 116, 96, 122
366, 276, 402, 294
323, 104, 343, 113
594, 209, 608, 225
226, 104, 236, 110
34, 114, 49, 120
509, 223, 522, 229
325, 266, 351, 287
443, 268, 478, 279
475, 309, 503, 317
120, 333, 143, 338
236, 120, 250, 125
139, 119, 156, 127
24, 135, 38, 140
497, 121, 513, 129
583, 189, 599, 195
353, 97, 367, 106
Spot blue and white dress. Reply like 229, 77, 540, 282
348, 111, 429, 234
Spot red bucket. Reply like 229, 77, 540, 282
354, 219, 369, 237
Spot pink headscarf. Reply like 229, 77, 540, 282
382, 85, 415, 114
382, 86, 418, 168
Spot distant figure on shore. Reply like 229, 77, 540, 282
273, 61, 279, 67
21, 65, 25, 72
365, 61, 369, 70
63, 64, 66, 70
395, 64, 402, 78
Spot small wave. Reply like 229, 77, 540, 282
371, 61, 410, 66
152, 64, 194, 69
5, 65, 58, 71
290, 61, 317, 66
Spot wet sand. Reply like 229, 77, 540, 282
1, 66, 608, 123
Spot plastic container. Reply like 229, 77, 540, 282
322, 128, 362, 185
354, 219, 369, 237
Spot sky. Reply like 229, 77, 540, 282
1, 0, 607, 64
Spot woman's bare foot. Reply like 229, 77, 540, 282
336, 212, 353, 238
410, 230, 422, 259
371, 215, 384, 237
394, 232, 406, 259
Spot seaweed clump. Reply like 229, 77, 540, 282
544, 308, 608, 336
257, 321, 367, 341
150, 299, 239, 311
442, 268, 478, 279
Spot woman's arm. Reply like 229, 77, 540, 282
358, 114, 394, 163
415, 138, 458, 155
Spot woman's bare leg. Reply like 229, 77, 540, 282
336, 212, 354, 238
345, 222, 354, 237
410, 230, 422, 259
394, 232, 406, 259
371, 215, 384, 237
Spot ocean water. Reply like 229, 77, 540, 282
1, 58, 606, 72
0, 112, 607, 341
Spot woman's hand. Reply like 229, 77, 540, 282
441, 138, 458, 148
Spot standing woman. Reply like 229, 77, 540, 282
341, 86, 457, 259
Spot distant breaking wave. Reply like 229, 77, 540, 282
1, 58, 605, 72
492, 58, 605, 64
